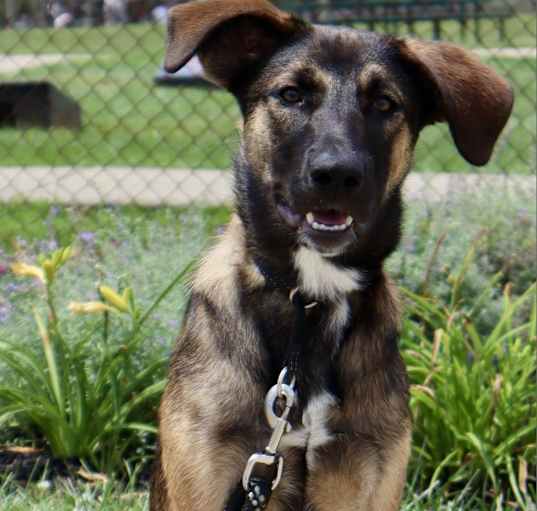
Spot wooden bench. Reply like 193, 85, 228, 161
0, 82, 81, 130
279, 0, 512, 41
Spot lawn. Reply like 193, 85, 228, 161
0, 15, 534, 172
1, 479, 529, 510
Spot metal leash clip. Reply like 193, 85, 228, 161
242, 368, 296, 493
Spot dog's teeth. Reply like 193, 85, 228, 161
309, 214, 352, 232
311, 221, 349, 232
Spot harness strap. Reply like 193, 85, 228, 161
285, 288, 310, 381
224, 260, 315, 511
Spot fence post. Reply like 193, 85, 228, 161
5, 0, 17, 26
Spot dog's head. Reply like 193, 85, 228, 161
165, 0, 513, 263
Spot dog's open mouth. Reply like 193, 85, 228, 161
305, 211, 353, 232
276, 196, 354, 235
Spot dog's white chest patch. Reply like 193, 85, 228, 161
280, 392, 336, 469
294, 247, 362, 301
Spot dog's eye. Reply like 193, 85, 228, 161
373, 96, 395, 113
279, 87, 303, 105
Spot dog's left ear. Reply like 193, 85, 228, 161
398, 40, 514, 166
164, 0, 306, 88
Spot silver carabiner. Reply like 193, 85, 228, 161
276, 367, 296, 398
264, 369, 296, 455
264, 381, 295, 431
241, 367, 297, 494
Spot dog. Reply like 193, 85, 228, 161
150, 1, 513, 509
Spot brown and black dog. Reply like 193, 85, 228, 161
150, 1, 513, 509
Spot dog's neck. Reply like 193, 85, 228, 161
234, 154, 394, 301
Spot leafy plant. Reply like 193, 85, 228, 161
390, 188, 536, 333
0, 246, 193, 475
403, 279, 536, 508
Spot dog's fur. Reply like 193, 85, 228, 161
150, 1, 513, 509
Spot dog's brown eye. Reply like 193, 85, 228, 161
373, 96, 395, 113
280, 87, 302, 105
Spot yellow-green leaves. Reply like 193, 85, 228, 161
68, 302, 113, 315
2, 243, 193, 475
68, 284, 133, 316
98, 285, 132, 314
11, 262, 45, 283
12, 246, 72, 286
41, 246, 72, 285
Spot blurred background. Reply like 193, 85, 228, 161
0, 0, 534, 214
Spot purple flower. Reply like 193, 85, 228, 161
0, 264, 7, 276
0, 303, 11, 323
39, 240, 58, 253
168, 319, 180, 330
79, 231, 96, 244
49, 206, 61, 217
5, 283, 21, 294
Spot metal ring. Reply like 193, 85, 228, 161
276, 367, 295, 397
289, 287, 299, 302
271, 456, 284, 490
264, 383, 295, 430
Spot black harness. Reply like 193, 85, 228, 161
224, 259, 314, 511
223, 257, 381, 510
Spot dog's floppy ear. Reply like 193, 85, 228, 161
164, 0, 305, 88
398, 39, 514, 166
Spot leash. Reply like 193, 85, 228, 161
224, 261, 316, 511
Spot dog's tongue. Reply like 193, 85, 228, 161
314, 210, 347, 226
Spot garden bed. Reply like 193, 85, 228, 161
0, 188, 535, 509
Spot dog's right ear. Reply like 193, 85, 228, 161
164, 0, 306, 88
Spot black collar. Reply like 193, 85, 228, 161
254, 256, 296, 291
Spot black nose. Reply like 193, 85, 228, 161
308, 151, 363, 192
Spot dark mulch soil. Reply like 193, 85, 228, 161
0, 447, 81, 485
0, 445, 153, 488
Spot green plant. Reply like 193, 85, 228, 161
390, 188, 536, 333
0, 474, 149, 511
0, 246, 193, 475
402, 278, 536, 508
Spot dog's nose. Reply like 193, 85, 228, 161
308, 151, 363, 192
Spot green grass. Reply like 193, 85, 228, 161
0, 202, 230, 249
0, 17, 534, 172
0, 478, 530, 511
0, 479, 149, 511
354, 11, 537, 48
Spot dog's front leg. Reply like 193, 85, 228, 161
160, 422, 305, 511
158, 392, 304, 511
159, 414, 246, 511
304, 429, 411, 511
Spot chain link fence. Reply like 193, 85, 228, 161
0, 0, 535, 243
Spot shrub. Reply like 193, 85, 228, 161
403, 279, 536, 507
0, 246, 193, 475
389, 186, 536, 332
